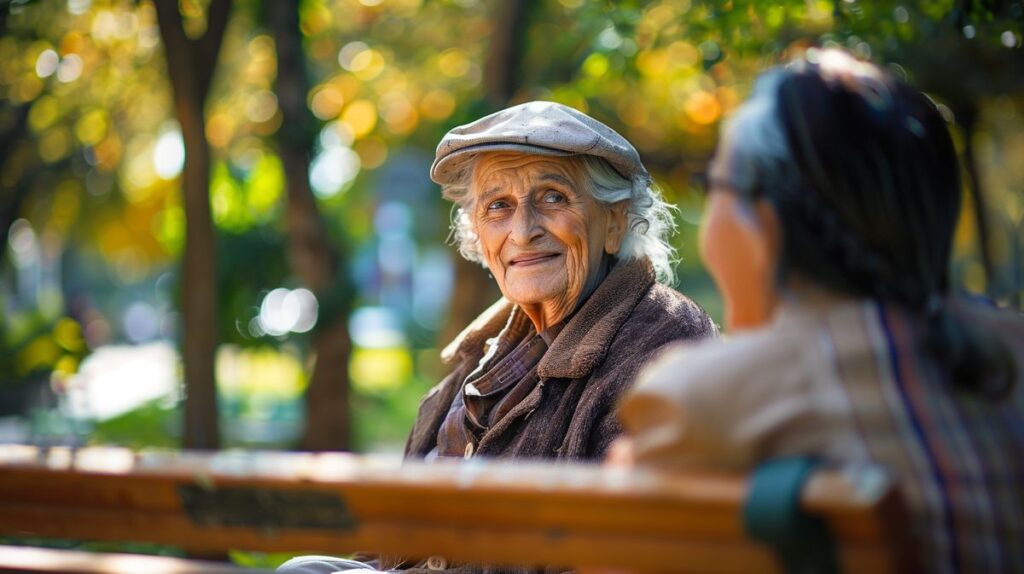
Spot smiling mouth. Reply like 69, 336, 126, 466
509, 253, 561, 267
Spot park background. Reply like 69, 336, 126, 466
0, 0, 1022, 458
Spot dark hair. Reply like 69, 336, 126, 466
725, 50, 1015, 398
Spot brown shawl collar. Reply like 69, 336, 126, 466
440, 257, 657, 380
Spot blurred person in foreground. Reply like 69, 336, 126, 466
614, 50, 1024, 573
278, 101, 716, 574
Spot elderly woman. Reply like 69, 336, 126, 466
406, 101, 716, 462
616, 51, 1024, 572
278, 102, 715, 574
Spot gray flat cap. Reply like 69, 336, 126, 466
430, 101, 650, 185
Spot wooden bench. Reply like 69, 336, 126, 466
0, 445, 917, 573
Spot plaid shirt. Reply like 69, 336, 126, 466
436, 307, 563, 459
622, 297, 1024, 573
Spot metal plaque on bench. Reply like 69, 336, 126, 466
178, 485, 355, 530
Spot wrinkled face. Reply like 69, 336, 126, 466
471, 152, 623, 328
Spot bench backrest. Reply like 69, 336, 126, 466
0, 445, 916, 573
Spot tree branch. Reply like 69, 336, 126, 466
196, 0, 232, 98
153, 0, 199, 107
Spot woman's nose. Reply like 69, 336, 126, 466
509, 203, 543, 245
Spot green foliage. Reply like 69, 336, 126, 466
228, 550, 300, 569
0, 537, 185, 557
0, 308, 87, 390
351, 374, 433, 452
89, 400, 180, 448
216, 226, 289, 347
0, 0, 1021, 452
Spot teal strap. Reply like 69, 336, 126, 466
742, 457, 839, 574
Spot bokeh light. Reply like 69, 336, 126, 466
35, 49, 60, 78
349, 306, 405, 348
258, 288, 319, 337
341, 99, 378, 138
56, 54, 84, 83
153, 129, 185, 180
309, 146, 360, 198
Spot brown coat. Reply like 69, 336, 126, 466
405, 257, 717, 462
291, 261, 717, 573
391, 259, 714, 574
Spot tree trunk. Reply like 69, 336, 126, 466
265, 0, 351, 451
442, 0, 530, 345
154, 0, 231, 450
483, 0, 530, 107
0, 104, 32, 264
0, 4, 31, 261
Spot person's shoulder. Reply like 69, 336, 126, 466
662, 326, 790, 370
632, 283, 719, 340
620, 319, 849, 471
637, 320, 807, 402
617, 325, 807, 470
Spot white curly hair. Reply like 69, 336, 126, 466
441, 154, 679, 285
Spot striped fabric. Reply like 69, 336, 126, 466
824, 302, 1024, 573
622, 297, 1024, 573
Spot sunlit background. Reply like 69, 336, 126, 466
0, 0, 1021, 453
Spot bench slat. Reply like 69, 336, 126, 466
0, 447, 913, 573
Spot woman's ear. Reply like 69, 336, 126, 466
604, 201, 629, 255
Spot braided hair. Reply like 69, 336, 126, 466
723, 49, 1015, 398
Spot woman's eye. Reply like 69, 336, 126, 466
542, 191, 565, 204
487, 199, 510, 211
